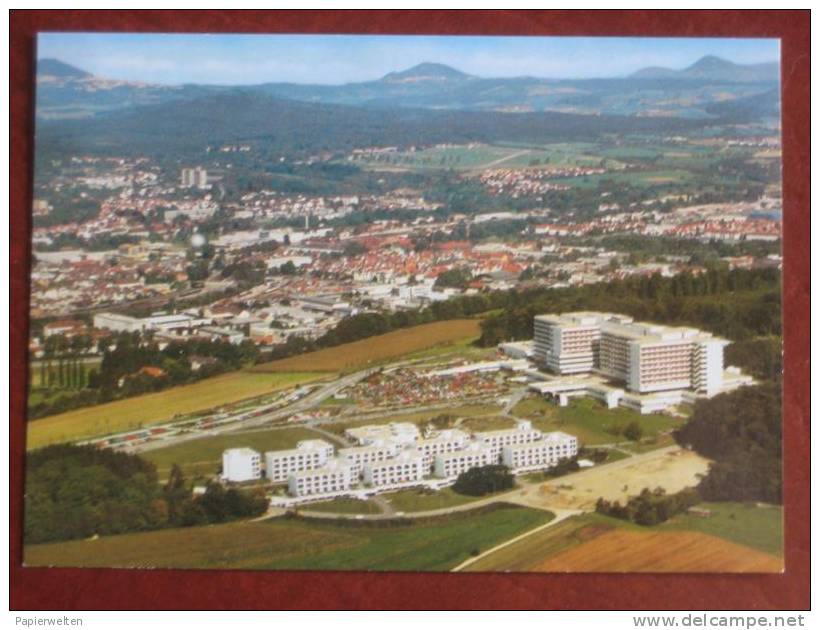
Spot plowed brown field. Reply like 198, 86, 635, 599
533, 529, 783, 573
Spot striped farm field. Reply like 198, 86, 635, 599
26, 371, 325, 450
251, 319, 483, 373
531, 529, 783, 573
464, 506, 783, 573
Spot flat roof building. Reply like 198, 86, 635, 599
501, 432, 578, 473
362, 450, 427, 490
338, 441, 400, 476
533, 312, 733, 397
433, 442, 496, 480
287, 459, 356, 498
265, 439, 335, 483
345, 422, 420, 446
413, 429, 470, 470
474, 420, 543, 461
222, 448, 261, 483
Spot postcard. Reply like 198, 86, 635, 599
24, 33, 783, 574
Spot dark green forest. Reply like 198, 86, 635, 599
25, 445, 268, 544
674, 382, 782, 504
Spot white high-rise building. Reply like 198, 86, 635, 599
181, 167, 209, 189
534, 312, 731, 396
222, 448, 261, 482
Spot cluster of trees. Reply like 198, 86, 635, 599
674, 382, 782, 504
29, 332, 259, 420
25, 445, 267, 544
477, 267, 781, 346
452, 464, 515, 496
434, 267, 473, 290
724, 336, 782, 383
595, 487, 701, 526
32, 193, 102, 228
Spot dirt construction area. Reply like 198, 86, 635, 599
508, 446, 710, 511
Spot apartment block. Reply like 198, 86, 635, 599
264, 439, 334, 483
501, 432, 578, 473
222, 448, 261, 482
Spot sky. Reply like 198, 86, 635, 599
37, 33, 780, 86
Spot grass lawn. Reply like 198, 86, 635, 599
26, 371, 325, 450
662, 502, 783, 556
381, 487, 492, 513
142, 426, 325, 478
252, 320, 482, 375
513, 397, 682, 446
24, 504, 552, 572
301, 498, 382, 515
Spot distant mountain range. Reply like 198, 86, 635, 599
630, 55, 779, 82
35, 56, 780, 121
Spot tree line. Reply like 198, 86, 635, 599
674, 382, 782, 504
595, 487, 701, 526
25, 445, 267, 544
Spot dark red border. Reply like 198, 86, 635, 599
10, 10, 810, 610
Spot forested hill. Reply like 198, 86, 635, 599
36, 91, 708, 158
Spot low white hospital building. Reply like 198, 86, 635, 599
264, 439, 335, 482
287, 459, 357, 498
502, 432, 578, 473
222, 448, 262, 482
363, 450, 427, 490
434, 442, 496, 480
475, 420, 544, 461
337, 441, 400, 475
